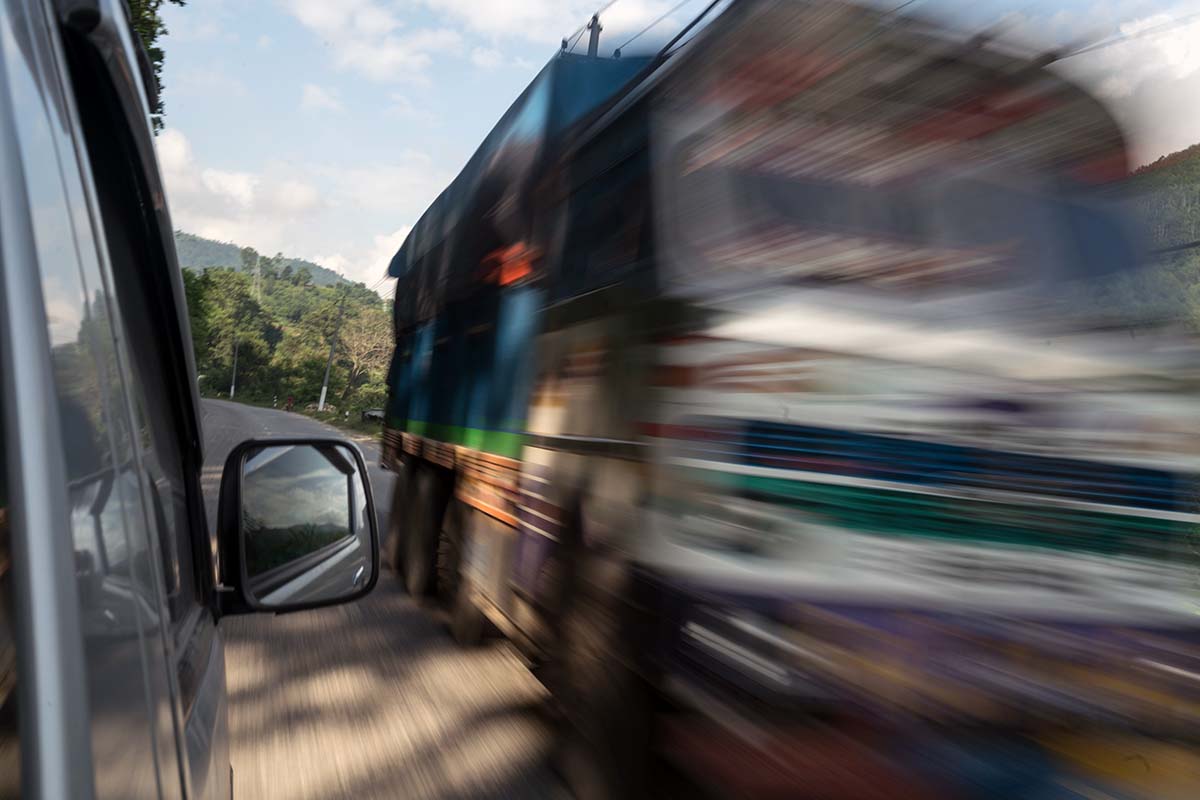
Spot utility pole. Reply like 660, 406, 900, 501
586, 13, 601, 57
318, 290, 346, 412
229, 338, 239, 399
253, 255, 262, 302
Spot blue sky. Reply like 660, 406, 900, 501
156, 0, 1200, 289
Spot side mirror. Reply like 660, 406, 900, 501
216, 438, 379, 614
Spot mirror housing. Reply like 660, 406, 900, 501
215, 437, 379, 615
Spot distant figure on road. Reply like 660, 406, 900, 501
285, 395, 295, 412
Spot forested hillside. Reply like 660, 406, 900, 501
175, 231, 348, 287
178, 234, 392, 412
1131, 143, 1200, 248
1092, 143, 1200, 332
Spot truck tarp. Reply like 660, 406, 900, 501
387, 52, 651, 319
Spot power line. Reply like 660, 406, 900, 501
564, 0, 622, 51
565, 25, 588, 55
1055, 9, 1200, 61
1151, 237, 1200, 258
558, 0, 723, 145
613, 0, 699, 56
887, 0, 921, 15
650, 0, 725, 62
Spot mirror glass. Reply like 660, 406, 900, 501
240, 443, 373, 609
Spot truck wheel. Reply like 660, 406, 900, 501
404, 465, 448, 597
382, 458, 414, 573
436, 498, 463, 604
439, 501, 485, 645
553, 557, 654, 800
449, 576, 485, 647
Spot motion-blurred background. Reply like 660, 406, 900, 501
132, 1, 1200, 797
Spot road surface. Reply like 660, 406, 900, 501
201, 399, 564, 800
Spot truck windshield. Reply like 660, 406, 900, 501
669, 152, 1143, 314
651, 68, 1174, 330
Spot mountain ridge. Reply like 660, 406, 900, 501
1133, 142, 1200, 184
174, 230, 352, 288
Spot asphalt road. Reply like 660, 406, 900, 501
200, 399, 564, 800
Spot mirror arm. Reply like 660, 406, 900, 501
213, 583, 241, 617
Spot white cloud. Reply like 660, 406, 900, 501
200, 169, 257, 208
42, 275, 84, 346
1076, 10, 1200, 99
156, 128, 440, 294
301, 83, 344, 112
156, 127, 324, 262
371, 226, 412, 267
166, 19, 222, 43
365, 226, 413, 280
419, 0, 572, 40
312, 225, 411, 287
257, 34, 273, 49
194, 21, 222, 40
385, 93, 437, 124
471, 47, 505, 68
953, 2, 1200, 164
309, 252, 355, 278
298, 155, 449, 287
419, 0, 690, 50
264, 180, 322, 215
281, 0, 463, 81
174, 67, 249, 99
281, 0, 698, 79
1037, 3, 1200, 163
341, 28, 463, 81
1099, 73, 1138, 98
316, 152, 451, 216
155, 128, 192, 178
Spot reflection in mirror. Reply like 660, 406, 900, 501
241, 443, 372, 609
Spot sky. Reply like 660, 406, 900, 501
156, 0, 1200, 290
244, 445, 351, 529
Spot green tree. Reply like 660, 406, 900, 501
268, 287, 345, 401
291, 267, 313, 288
240, 246, 259, 274
179, 243, 395, 411
337, 306, 392, 405
194, 269, 277, 397
127, 0, 186, 133
181, 268, 211, 361
260, 252, 284, 296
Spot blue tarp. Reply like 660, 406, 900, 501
387, 52, 651, 292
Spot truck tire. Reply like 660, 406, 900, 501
382, 457, 415, 573
449, 574, 485, 647
404, 464, 450, 598
439, 501, 485, 646
553, 554, 655, 800
435, 498, 463, 604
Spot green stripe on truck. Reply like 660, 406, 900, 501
718, 471, 1189, 561
403, 420, 524, 459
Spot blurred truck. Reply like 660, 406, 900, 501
381, 2, 1200, 797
